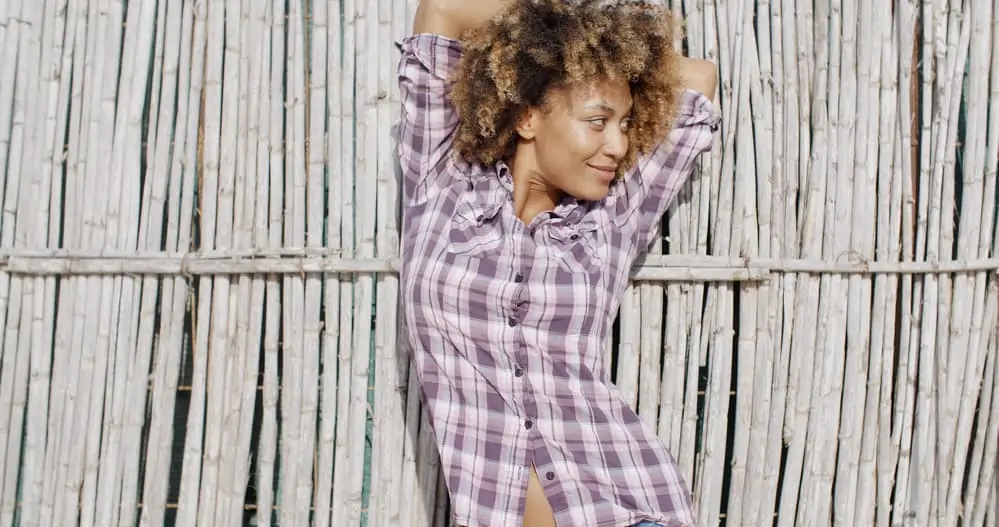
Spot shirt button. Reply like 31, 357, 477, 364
546, 471, 555, 481
524, 419, 533, 430
508, 316, 518, 327
514, 367, 524, 377
514, 273, 524, 283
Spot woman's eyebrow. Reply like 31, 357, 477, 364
582, 103, 617, 114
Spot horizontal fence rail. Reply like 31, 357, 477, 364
1, 250, 998, 278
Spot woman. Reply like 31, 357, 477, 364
396, 1, 719, 526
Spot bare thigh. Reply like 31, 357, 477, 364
523, 465, 556, 527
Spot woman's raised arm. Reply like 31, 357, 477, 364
676, 57, 719, 100
412, 0, 515, 38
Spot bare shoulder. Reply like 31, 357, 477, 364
677, 57, 719, 101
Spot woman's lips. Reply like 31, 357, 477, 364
588, 164, 618, 183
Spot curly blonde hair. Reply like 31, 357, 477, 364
449, 0, 684, 172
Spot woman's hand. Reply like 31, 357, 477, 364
413, 0, 515, 39
677, 57, 719, 100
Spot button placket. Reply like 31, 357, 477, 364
511, 229, 535, 427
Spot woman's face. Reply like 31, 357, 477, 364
516, 78, 633, 201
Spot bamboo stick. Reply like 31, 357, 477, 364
77, 1, 128, 526
118, 0, 167, 521
316, 0, 345, 523
298, 0, 328, 519
434, 455, 451, 526
14, 0, 55, 523
911, 1, 969, 523
0, 279, 26, 527
26, 0, 74, 524
777, 0, 823, 521
43, 2, 83, 517
221, 0, 265, 523
941, 0, 994, 523
890, 1, 921, 521
0, 0, 23, 516
772, 7, 810, 518
94, 1, 159, 524
930, 3, 971, 523
368, 0, 407, 522
172, 0, 211, 522
968, 314, 999, 525
138, 0, 201, 523
331, 0, 367, 522
755, 0, 797, 518
636, 259, 664, 426
668, 0, 712, 492
904, 4, 943, 521
243, 0, 274, 520
90, 1, 136, 518
616, 285, 640, 408
213, 0, 246, 517
0, 0, 21, 207
800, 0, 855, 522
111, 2, 163, 513
733, 1, 777, 522
41, 0, 88, 499
896, 4, 936, 521
856, 1, 902, 524
962, 6, 999, 521
282, 0, 316, 524
254, 0, 283, 521
835, 0, 880, 521
54, 4, 103, 525
693, 0, 742, 518
352, 0, 380, 522
328, 4, 360, 525
184, 0, 236, 523
277, 0, 305, 522
0, 3, 31, 522
722, 3, 761, 520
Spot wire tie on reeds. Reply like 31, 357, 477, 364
180, 252, 193, 281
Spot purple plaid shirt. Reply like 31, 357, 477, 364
397, 34, 720, 527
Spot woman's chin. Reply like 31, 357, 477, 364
565, 182, 612, 202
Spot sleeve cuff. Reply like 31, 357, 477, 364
397, 34, 465, 79
675, 88, 721, 130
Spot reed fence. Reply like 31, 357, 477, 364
0, 0, 997, 526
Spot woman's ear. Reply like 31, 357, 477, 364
515, 108, 539, 140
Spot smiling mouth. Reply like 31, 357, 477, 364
588, 164, 618, 181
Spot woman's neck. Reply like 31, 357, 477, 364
509, 151, 563, 226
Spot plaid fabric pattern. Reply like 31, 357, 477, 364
396, 34, 720, 527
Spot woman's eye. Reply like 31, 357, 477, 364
589, 118, 607, 128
